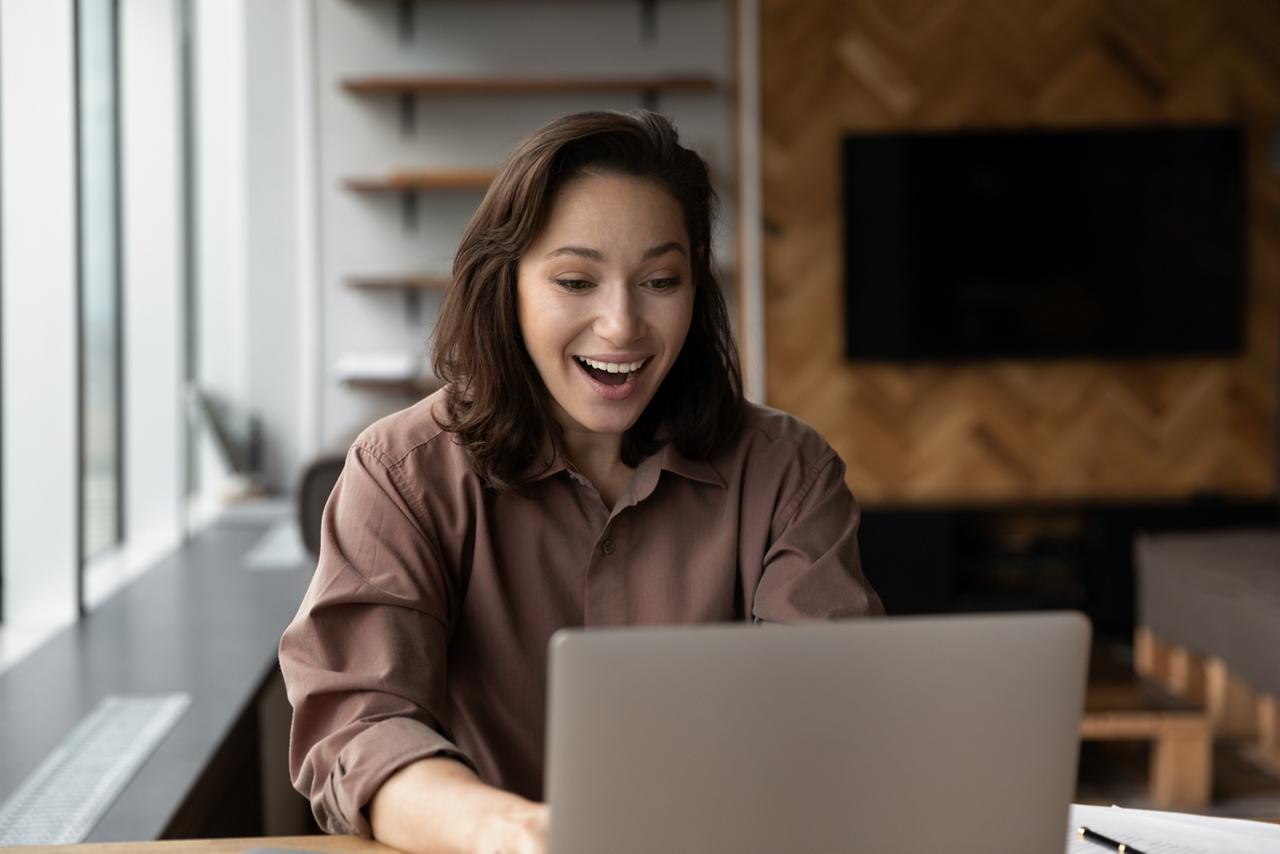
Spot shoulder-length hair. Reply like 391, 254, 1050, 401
432, 109, 744, 493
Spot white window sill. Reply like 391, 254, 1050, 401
0, 619, 72, 677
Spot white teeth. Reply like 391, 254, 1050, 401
577, 356, 647, 374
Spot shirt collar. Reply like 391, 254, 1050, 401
525, 428, 726, 489
656, 439, 727, 488
526, 429, 571, 483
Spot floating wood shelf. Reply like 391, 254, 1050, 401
342, 376, 442, 396
344, 168, 496, 192
341, 74, 721, 96
347, 274, 451, 292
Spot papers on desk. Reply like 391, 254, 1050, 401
1068, 803, 1280, 854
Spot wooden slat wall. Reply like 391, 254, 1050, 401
759, 0, 1280, 504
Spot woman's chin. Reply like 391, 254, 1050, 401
551, 390, 654, 439
559, 409, 645, 438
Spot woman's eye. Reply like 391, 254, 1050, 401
645, 278, 683, 292
555, 279, 593, 292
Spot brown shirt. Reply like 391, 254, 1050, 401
279, 391, 883, 836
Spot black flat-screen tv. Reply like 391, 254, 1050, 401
842, 126, 1245, 362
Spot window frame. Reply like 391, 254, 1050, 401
75, 0, 126, 598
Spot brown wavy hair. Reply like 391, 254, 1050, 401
431, 110, 744, 493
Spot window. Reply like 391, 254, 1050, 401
77, 0, 122, 565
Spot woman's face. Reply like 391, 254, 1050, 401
517, 173, 695, 442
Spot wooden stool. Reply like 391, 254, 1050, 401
1134, 530, 1280, 774
1082, 646, 1212, 807
1137, 626, 1280, 775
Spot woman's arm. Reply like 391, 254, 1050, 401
281, 437, 475, 837
369, 756, 549, 854
753, 449, 884, 622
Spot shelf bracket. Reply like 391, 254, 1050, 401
640, 0, 658, 42
399, 92, 416, 137
397, 0, 415, 44
401, 191, 419, 232
404, 290, 423, 325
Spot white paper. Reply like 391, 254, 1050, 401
1115, 806, 1280, 840
1067, 804, 1280, 854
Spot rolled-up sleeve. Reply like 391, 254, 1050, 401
752, 449, 884, 622
279, 442, 472, 837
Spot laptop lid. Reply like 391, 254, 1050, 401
546, 611, 1090, 854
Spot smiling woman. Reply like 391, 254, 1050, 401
515, 174, 695, 505
432, 110, 744, 495
279, 111, 883, 854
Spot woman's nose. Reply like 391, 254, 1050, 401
595, 285, 643, 344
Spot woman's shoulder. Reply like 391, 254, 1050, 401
348, 388, 470, 473
694, 402, 847, 515
729, 401, 840, 470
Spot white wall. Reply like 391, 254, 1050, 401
120, 0, 184, 560
244, 0, 308, 492
189, 0, 317, 503
0, 0, 81, 647
188, 0, 249, 511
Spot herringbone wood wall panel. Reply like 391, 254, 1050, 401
760, 0, 1280, 503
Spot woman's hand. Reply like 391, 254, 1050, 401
471, 800, 549, 854
369, 756, 549, 854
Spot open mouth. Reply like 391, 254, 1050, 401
576, 356, 649, 387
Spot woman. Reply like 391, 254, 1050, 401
280, 110, 883, 854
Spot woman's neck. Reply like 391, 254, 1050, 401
557, 427, 634, 510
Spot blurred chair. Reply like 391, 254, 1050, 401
295, 440, 351, 561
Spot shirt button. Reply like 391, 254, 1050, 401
602, 539, 616, 555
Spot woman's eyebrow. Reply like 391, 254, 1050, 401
546, 246, 603, 261
545, 242, 687, 262
641, 241, 687, 261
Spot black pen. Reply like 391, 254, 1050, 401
1077, 825, 1147, 854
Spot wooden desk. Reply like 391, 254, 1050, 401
2, 836, 395, 854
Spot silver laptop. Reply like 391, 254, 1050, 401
546, 612, 1090, 854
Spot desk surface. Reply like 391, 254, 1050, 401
2, 836, 395, 854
